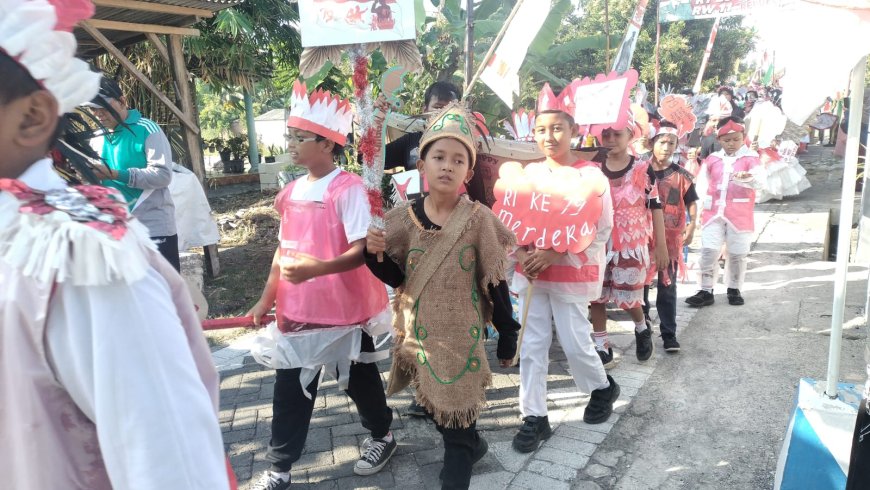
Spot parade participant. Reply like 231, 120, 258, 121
365, 102, 519, 490
83, 76, 180, 270
509, 84, 620, 454
384, 81, 461, 171
644, 121, 699, 352
686, 116, 763, 307
587, 124, 668, 367
246, 81, 395, 490
719, 86, 745, 119
0, 1, 230, 488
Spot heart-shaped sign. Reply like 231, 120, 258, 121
658, 95, 697, 138
492, 161, 608, 254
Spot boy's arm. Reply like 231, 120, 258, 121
488, 280, 519, 361
247, 247, 281, 325
364, 247, 405, 288
651, 208, 669, 270
684, 201, 698, 245
46, 270, 229, 490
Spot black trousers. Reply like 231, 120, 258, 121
266, 334, 392, 472
435, 420, 479, 490
152, 234, 181, 272
642, 263, 679, 338
847, 398, 870, 490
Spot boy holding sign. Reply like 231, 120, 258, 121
502, 83, 620, 454
365, 103, 520, 490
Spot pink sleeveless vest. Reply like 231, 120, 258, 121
275, 171, 387, 332
701, 151, 759, 232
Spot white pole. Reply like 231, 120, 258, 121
826, 55, 868, 398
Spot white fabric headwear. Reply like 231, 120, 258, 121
0, 0, 100, 115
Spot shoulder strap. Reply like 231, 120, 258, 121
404, 199, 478, 300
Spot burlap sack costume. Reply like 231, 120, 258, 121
383, 103, 516, 428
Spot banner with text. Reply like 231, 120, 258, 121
492, 162, 608, 254
658, 0, 790, 22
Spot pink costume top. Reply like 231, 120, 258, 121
511, 159, 614, 302
701, 146, 762, 233
0, 160, 228, 490
250, 169, 390, 393
605, 158, 656, 267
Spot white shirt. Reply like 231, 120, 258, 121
290, 167, 372, 242
18, 161, 229, 489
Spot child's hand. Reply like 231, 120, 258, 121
366, 227, 387, 255
654, 243, 669, 271
682, 223, 696, 246
245, 299, 273, 327
514, 248, 534, 279
523, 248, 563, 277
733, 171, 752, 180
280, 253, 323, 284
498, 358, 513, 368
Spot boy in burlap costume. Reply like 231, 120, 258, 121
366, 103, 519, 490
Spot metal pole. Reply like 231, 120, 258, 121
465, 0, 526, 95
826, 55, 868, 398
244, 88, 259, 172
464, 0, 474, 87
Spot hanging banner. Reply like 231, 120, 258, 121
692, 16, 720, 94
570, 70, 639, 137
612, 0, 649, 74
298, 0, 417, 47
658, 0, 791, 22
480, 0, 551, 107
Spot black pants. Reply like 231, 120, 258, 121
435, 420, 479, 490
266, 334, 392, 472
643, 263, 679, 338
152, 234, 181, 272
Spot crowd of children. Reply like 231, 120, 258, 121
0, 3, 796, 486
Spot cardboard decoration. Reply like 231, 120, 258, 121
658, 94, 698, 138
630, 103, 650, 140
492, 162, 608, 254
298, 0, 417, 48
570, 70, 639, 137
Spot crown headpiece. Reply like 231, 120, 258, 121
286, 80, 353, 146
504, 109, 536, 142
536, 83, 575, 116
0, 0, 101, 115
419, 102, 481, 166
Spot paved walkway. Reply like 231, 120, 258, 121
215, 282, 703, 489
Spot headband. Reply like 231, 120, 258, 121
717, 120, 745, 137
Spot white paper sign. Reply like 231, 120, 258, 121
572, 78, 629, 126
298, 0, 417, 48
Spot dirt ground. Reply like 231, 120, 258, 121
201, 189, 279, 348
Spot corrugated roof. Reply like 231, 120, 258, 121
75, 0, 243, 59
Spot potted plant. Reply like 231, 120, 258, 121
265, 144, 281, 163
209, 137, 231, 163
225, 135, 248, 173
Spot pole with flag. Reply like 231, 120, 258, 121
611, 0, 649, 75
693, 16, 721, 94
474, 0, 549, 108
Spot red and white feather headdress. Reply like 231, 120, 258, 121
536, 83, 575, 116
504, 108, 536, 142
0, 0, 101, 115
286, 80, 353, 146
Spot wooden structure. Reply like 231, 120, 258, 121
74, 0, 240, 277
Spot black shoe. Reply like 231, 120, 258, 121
439, 437, 488, 481
597, 347, 616, 369
250, 471, 291, 490
685, 290, 714, 307
512, 415, 552, 453
663, 335, 681, 353
406, 399, 427, 417
354, 435, 397, 475
635, 326, 653, 361
584, 375, 621, 424
727, 288, 744, 306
